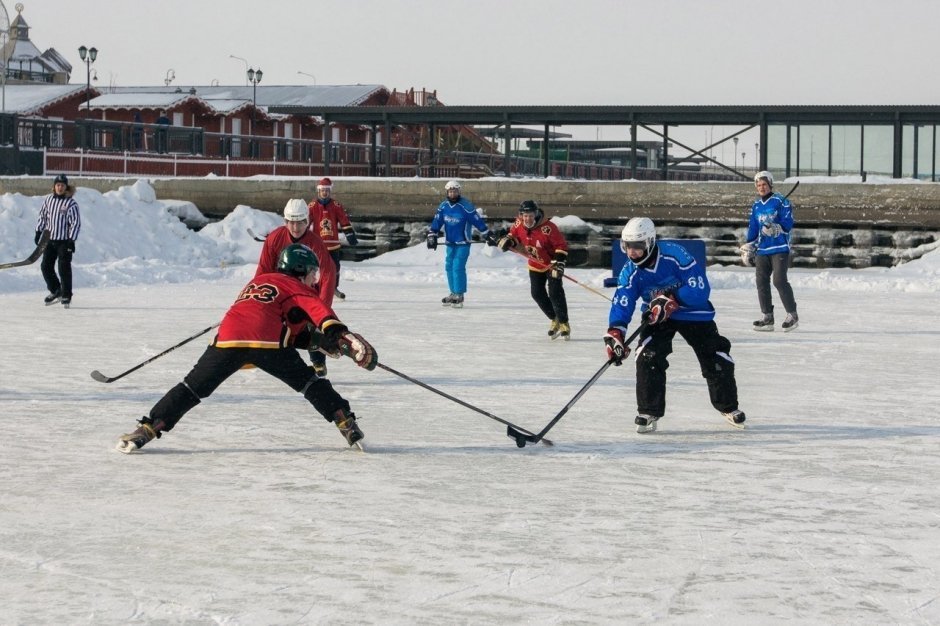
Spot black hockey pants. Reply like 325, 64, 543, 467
528, 270, 568, 323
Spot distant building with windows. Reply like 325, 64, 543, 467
1, 5, 71, 84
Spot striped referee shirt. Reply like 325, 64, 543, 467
36, 193, 81, 241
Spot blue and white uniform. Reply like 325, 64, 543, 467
746, 192, 793, 255
609, 241, 714, 334
428, 196, 489, 296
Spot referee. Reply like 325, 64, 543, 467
36, 174, 81, 308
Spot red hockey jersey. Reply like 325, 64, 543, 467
254, 226, 337, 307
508, 215, 569, 272
308, 199, 354, 251
215, 272, 342, 349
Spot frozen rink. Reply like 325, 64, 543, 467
1, 182, 939, 623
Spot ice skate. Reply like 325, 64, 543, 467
723, 409, 747, 429
781, 312, 799, 332
116, 418, 163, 453
333, 409, 364, 447
61, 297, 71, 309
752, 313, 774, 332
557, 322, 570, 341
451, 294, 464, 309
547, 319, 560, 338
635, 414, 659, 434
44, 289, 61, 306
441, 293, 458, 306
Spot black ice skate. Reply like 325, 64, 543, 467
44, 289, 61, 306
781, 312, 799, 332
451, 294, 464, 309
333, 409, 364, 447
723, 409, 747, 429
116, 418, 164, 453
635, 414, 659, 434
61, 297, 71, 309
752, 313, 774, 332
441, 293, 458, 306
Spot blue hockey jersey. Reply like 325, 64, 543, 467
428, 197, 488, 245
608, 241, 715, 333
746, 192, 794, 255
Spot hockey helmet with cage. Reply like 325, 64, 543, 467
754, 170, 774, 186
620, 217, 657, 264
283, 198, 309, 222
277, 243, 320, 279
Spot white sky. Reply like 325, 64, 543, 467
21, 0, 940, 106
2, 181, 940, 621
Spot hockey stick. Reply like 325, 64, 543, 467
247, 228, 268, 242
784, 180, 800, 199
507, 322, 647, 448
376, 362, 553, 446
0, 231, 50, 270
90, 323, 220, 383
505, 246, 612, 302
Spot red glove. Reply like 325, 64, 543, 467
645, 294, 678, 325
604, 328, 630, 365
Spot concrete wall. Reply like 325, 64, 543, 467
5, 177, 940, 227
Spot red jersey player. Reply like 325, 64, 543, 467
116, 244, 377, 453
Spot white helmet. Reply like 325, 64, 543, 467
444, 180, 461, 192
283, 198, 309, 222
754, 170, 773, 186
620, 217, 657, 264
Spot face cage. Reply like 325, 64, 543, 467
620, 239, 650, 254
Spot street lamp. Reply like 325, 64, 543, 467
78, 45, 98, 117
164, 69, 175, 86
229, 54, 249, 85
247, 67, 262, 156
297, 70, 317, 85
733, 136, 738, 169
755, 142, 760, 169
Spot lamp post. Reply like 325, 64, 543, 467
229, 54, 249, 85
733, 136, 739, 169
164, 69, 175, 86
297, 70, 317, 85
755, 142, 760, 169
78, 45, 98, 117
247, 67, 262, 157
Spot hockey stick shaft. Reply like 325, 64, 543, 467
784, 180, 800, 199
507, 322, 647, 446
376, 362, 553, 446
90, 323, 220, 383
506, 247, 611, 302
0, 231, 50, 270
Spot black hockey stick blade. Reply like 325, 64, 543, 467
90, 369, 118, 383
0, 230, 50, 270
247, 228, 268, 242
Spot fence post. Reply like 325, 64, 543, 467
79, 148, 84, 175
124, 151, 128, 175
174, 153, 178, 177
225, 155, 229, 177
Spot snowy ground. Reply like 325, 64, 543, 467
2, 182, 939, 624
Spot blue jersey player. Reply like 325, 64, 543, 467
603, 217, 745, 433
741, 171, 799, 331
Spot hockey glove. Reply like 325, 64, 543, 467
604, 328, 629, 365
34, 231, 42, 245
550, 260, 566, 280
483, 232, 498, 247
338, 332, 378, 371
64, 240, 75, 254
345, 232, 359, 246
761, 223, 783, 237
497, 235, 516, 252
739, 243, 756, 267
426, 232, 438, 250
644, 294, 678, 325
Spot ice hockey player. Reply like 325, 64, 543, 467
256, 198, 337, 376
426, 180, 492, 308
604, 217, 745, 433
308, 177, 357, 300
740, 170, 799, 332
116, 244, 377, 453
495, 200, 570, 339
